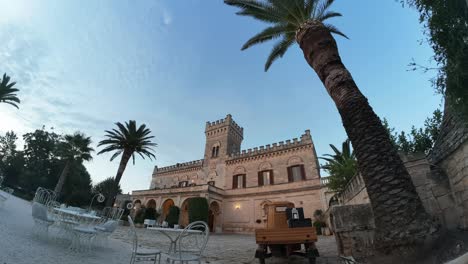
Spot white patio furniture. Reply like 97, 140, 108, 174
165, 221, 209, 264
94, 219, 119, 246
146, 226, 203, 254
144, 219, 156, 228
128, 216, 161, 264
31, 187, 57, 238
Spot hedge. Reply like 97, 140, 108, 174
188, 197, 209, 224
166, 206, 180, 227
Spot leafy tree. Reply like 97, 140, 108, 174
402, 0, 468, 119
0, 131, 23, 187
321, 139, 357, 192
225, 0, 436, 249
21, 127, 61, 191
61, 162, 93, 207
144, 208, 160, 220
92, 177, 122, 206
383, 109, 443, 154
54, 132, 94, 195
97, 120, 156, 206
188, 197, 209, 224
0, 73, 20, 108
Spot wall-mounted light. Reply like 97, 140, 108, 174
235, 204, 241, 210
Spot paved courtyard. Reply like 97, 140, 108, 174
111, 225, 340, 264
0, 192, 339, 264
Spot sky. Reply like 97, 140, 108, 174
0, 0, 442, 193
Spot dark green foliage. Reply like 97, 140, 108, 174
0, 128, 93, 206
188, 197, 209, 224
144, 208, 160, 220
92, 177, 122, 207
382, 109, 443, 154
402, 0, 468, 120
224, 0, 348, 71
134, 207, 146, 224
166, 206, 180, 227
120, 200, 133, 221
320, 139, 357, 192
313, 221, 326, 235
0, 73, 20, 108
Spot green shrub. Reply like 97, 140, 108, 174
313, 221, 326, 235
144, 208, 160, 220
134, 207, 146, 224
166, 206, 180, 227
188, 197, 209, 224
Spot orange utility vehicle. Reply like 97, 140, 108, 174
254, 201, 319, 264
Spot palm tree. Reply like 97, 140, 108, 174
0, 73, 20, 108
54, 132, 94, 195
225, 0, 437, 249
321, 139, 357, 192
97, 120, 156, 206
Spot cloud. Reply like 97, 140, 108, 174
162, 9, 172, 26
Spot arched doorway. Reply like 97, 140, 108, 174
208, 201, 220, 232
146, 199, 157, 209
161, 199, 174, 220
179, 198, 192, 227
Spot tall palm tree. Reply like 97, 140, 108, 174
0, 73, 20, 108
98, 120, 156, 206
320, 139, 357, 192
225, 0, 437, 250
54, 132, 94, 195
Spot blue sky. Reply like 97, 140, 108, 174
0, 0, 442, 193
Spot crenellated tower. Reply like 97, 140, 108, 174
204, 114, 243, 161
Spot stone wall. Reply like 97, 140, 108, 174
330, 204, 375, 259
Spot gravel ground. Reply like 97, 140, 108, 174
0, 192, 340, 264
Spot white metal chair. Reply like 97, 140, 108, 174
128, 216, 161, 264
31, 187, 57, 238
165, 221, 210, 264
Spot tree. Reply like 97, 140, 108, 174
0, 73, 20, 109
0, 131, 23, 187
166, 206, 180, 228
97, 120, 156, 206
92, 177, 122, 206
60, 162, 93, 207
225, 0, 436, 250
54, 132, 94, 195
321, 139, 357, 192
383, 109, 443, 154
21, 127, 61, 191
402, 0, 468, 120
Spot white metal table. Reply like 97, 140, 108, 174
147, 227, 202, 253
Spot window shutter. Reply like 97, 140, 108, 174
233, 175, 238, 189
258, 171, 263, 186
242, 174, 246, 188
287, 166, 293, 182
300, 165, 306, 180
269, 170, 274, 184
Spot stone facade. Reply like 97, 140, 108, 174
132, 114, 324, 233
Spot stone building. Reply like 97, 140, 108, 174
131, 114, 325, 233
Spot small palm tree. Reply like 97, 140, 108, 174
0, 73, 20, 108
320, 139, 357, 191
98, 120, 156, 206
225, 0, 436, 250
54, 132, 94, 195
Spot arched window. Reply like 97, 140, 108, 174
212, 147, 216, 158
215, 146, 219, 157
287, 165, 306, 182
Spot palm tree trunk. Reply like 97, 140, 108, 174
54, 160, 71, 195
296, 21, 438, 249
105, 149, 132, 207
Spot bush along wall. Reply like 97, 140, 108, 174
188, 197, 209, 224
134, 207, 146, 224
166, 206, 180, 227
144, 208, 159, 220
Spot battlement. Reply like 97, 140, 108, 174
227, 130, 312, 160
205, 114, 243, 137
155, 159, 204, 174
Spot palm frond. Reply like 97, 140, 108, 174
241, 24, 291, 50
264, 33, 295, 71
324, 23, 349, 39
318, 11, 342, 21
0, 73, 20, 109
